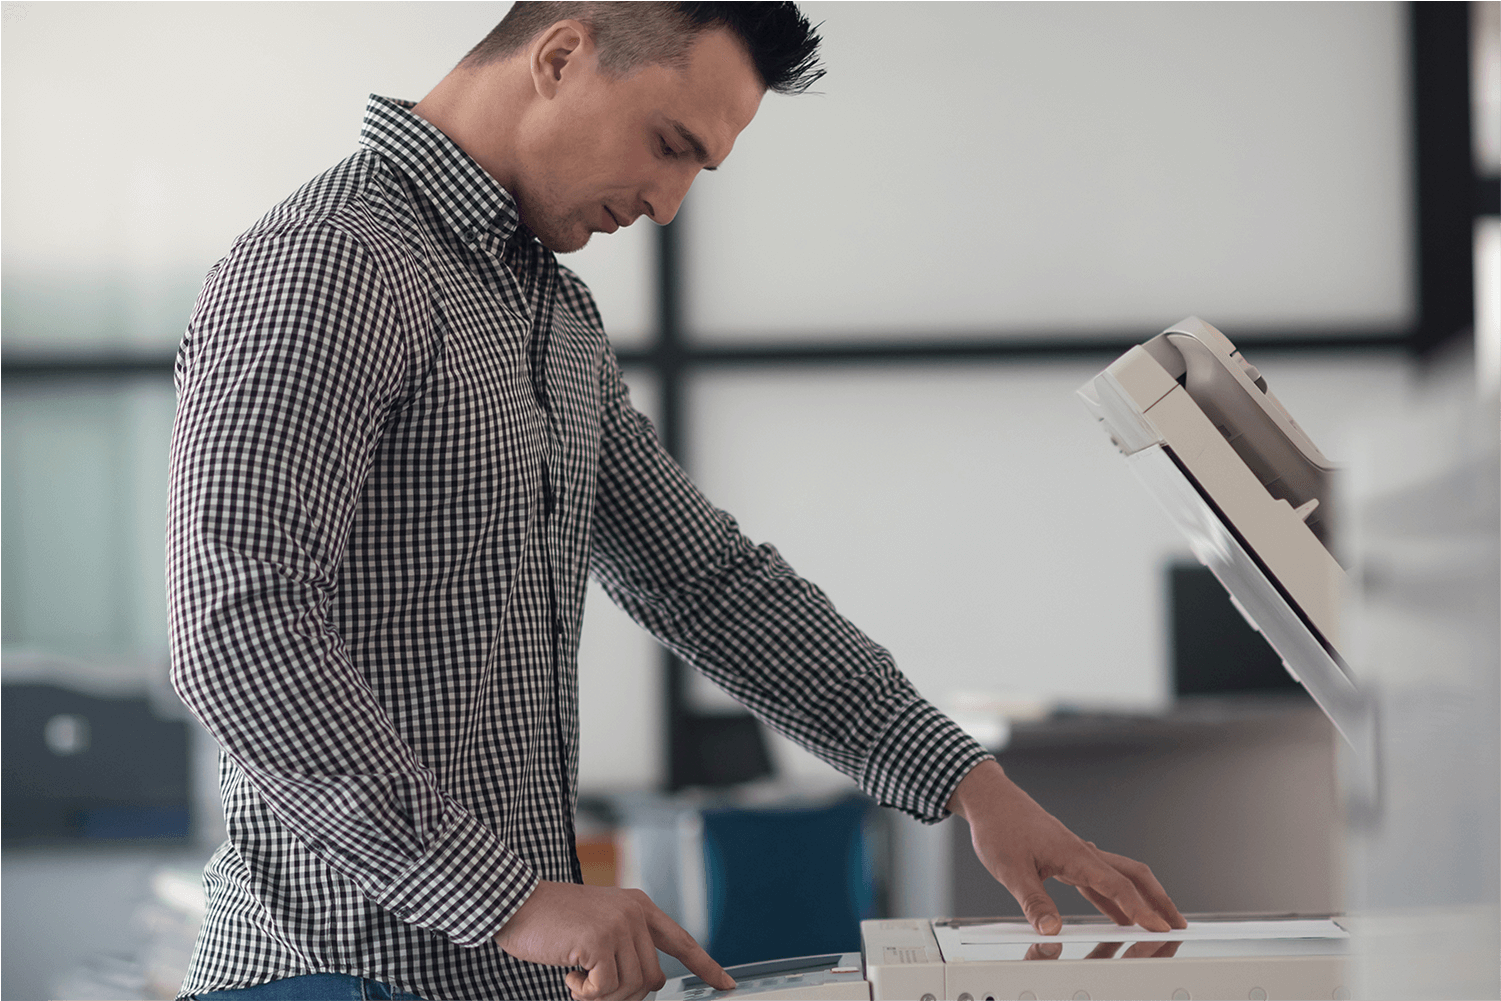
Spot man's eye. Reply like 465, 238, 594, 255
658, 137, 676, 157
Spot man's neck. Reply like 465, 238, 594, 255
411, 60, 529, 194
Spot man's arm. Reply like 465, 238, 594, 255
168, 218, 535, 947
586, 347, 991, 822
586, 344, 1184, 938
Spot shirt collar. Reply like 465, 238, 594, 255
358, 94, 525, 247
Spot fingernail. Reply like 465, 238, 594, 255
1040, 914, 1061, 934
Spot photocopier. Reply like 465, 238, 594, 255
659, 318, 1370, 1001
660, 914, 1351, 1001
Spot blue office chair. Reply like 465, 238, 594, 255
700, 795, 877, 967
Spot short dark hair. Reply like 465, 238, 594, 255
461, 1, 825, 96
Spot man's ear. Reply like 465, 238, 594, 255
528, 19, 592, 100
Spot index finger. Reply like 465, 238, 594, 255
642, 899, 737, 992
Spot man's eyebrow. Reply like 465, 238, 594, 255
668, 119, 718, 171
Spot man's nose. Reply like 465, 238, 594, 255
642, 169, 698, 226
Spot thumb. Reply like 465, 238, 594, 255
1008, 873, 1063, 936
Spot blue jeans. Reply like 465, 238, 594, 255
193, 972, 427, 1000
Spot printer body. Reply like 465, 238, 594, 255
659, 915, 1352, 1001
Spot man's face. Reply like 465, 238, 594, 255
513, 27, 765, 253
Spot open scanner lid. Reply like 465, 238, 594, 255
1079, 318, 1375, 777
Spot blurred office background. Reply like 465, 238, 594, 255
3, 2, 1497, 999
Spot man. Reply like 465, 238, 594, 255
167, 4, 1184, 1000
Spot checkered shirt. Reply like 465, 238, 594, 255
166, 95, 992, 1001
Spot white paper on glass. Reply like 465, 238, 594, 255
948, 919, 1349, 946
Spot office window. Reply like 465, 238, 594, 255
2, 381, 176, 662
683, 2, 1412, 343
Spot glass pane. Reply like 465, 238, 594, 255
682, 353, 1413, 780
1474, 1, 1501, 174
686, 362, 1184, 716
577, 580, 662, 791
0, 3, 532, 352
565, 223, 658, 349
683, 2, 1413, 343
2, 378, 176, 664
618, 368, 663, 432
579, 367, 666, 788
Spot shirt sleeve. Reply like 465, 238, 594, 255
587, 349, 993, 823
166, 217, 535, 947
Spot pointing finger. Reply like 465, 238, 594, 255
642, 897, 736, 991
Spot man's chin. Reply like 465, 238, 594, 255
526, 218, 593, 255
549, 233, 592, 254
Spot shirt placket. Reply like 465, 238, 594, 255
502, 234, 582, 886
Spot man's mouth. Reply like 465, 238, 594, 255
602, 206, 622, 233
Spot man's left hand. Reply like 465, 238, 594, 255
947, 759, 1187, 936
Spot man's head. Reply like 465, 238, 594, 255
464, 3, 825, 98
414, 3, 823, 253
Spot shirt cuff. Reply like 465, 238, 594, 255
861, 698, 995, 824
372, 806, 539, 948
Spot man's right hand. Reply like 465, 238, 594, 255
494, 881, 737, 1001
